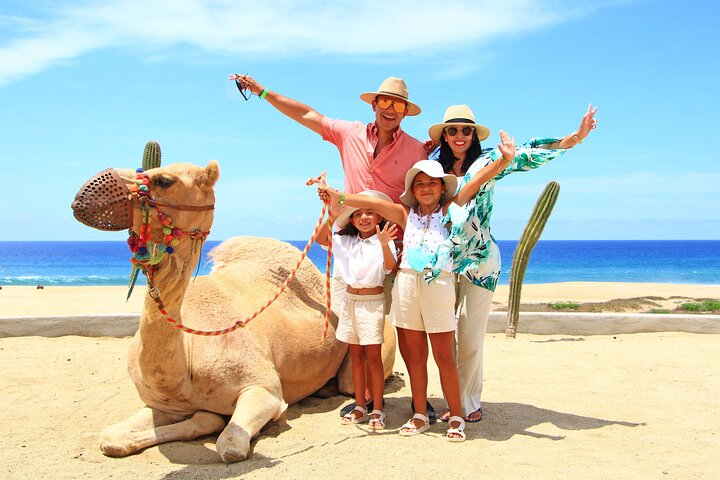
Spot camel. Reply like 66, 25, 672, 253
71, 160, 395, 462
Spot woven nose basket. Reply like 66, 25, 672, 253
71, 168, 133, 231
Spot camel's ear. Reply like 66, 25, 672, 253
199, 160, 220, 188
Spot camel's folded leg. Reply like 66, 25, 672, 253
101, 406, 226, 458
216, 386, 287, 463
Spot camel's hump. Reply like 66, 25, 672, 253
208, 236, 321, 276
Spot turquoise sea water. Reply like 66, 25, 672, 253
0, 240, 718, 286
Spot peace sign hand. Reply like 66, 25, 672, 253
576, 103, 599, 140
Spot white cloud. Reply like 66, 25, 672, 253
0, 0, 604, 86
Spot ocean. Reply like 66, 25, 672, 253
0, 240, 718, 287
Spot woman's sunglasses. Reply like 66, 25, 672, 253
445, 126, 474, 137
376, 97, 407, 114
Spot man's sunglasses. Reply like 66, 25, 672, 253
376, 97, 407, 114
445, 126, 474, 137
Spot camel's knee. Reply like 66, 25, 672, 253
217, 424, 252, 463
216, 387, 285, 463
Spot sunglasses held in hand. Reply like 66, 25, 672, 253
234, 74, 252, 101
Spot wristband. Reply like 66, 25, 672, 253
572, 133, 582, 144
339, 193, 346, 206
259, 88, 268, 99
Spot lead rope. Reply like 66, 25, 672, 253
147, 172, 334, 339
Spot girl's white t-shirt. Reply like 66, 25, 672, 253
329, 233, 397, 289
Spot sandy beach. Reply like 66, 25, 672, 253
2, 282, 720, 317
1, 282, 719, 479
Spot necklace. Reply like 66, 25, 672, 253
418, 204, 441, 242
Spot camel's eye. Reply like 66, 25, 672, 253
154, 176, 175, 188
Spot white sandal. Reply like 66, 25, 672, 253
341, 405, 368, 424
368, 410, 386, 430
446, 415, 466, 443
399, 413, 430, 436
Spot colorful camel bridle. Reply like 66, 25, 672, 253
71, 168, 333, 338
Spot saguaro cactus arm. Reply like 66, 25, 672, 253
506, 181, 560, 338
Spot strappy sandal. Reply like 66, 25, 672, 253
399, 413, 430, 436
368, 410, 386, 430
464, 408, 482, 423
441, 407, 482, 423
341, 405, 368, 425
446, 416, 466, 443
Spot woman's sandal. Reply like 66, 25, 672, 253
446, 416, 466, 443
341, 405, 368, 425
399, 413, 430, 436
367, 410, 386, 430
464, 408, 482, 423
440, 407, 482, 423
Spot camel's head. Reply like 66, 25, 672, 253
72, 161, 220, 243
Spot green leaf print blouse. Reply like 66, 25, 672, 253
445, 137, 568, 292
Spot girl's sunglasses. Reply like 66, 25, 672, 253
376, 97, 407, 114
445, 126, 474, 137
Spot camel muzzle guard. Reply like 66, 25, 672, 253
71, 168, 134, 231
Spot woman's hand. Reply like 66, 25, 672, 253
575, 103, 598, 142
376, 222, 398, 246
228, 73, 264, 96
498, 130, 516, 163
423, 139, 438, 155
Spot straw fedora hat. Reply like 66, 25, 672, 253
360, 77, 421, 116
335, 190, 393, 229
428, 104, 490, 142
399, 160, 458, 208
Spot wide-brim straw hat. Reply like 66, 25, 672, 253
360, 77, 421, 116
428, 104, 490, 142
399, 160, 458, 208
335, 190, 393, 229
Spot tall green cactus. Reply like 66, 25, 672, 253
142, 140, 162, 170
506, 181, 560, 338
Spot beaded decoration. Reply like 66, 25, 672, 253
126, 168, 209, 299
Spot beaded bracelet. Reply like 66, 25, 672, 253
339, 193, 346, 206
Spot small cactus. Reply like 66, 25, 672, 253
506, 181, 560, 338
142, 140, 162, 170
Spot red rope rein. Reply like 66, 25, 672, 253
147, 172, 334, 338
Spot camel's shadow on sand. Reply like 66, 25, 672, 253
153, 386, 644, 479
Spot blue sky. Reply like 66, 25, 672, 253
1, 0, 718, 242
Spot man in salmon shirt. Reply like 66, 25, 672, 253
229, 73, 432, 420
230, 75, 426, 202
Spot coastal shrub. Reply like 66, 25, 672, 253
679, 300, 720, 312
550, 302, 581, 310
648, 308, 670, 314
